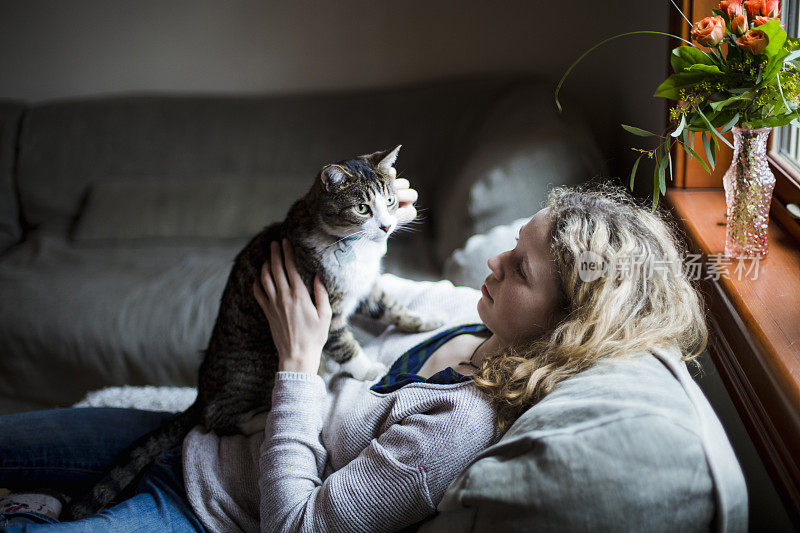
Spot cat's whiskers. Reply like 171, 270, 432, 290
326, 230, 368, 250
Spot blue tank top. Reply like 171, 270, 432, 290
370, 323, 489, 394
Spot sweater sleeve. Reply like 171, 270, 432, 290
259, 374, 491, 533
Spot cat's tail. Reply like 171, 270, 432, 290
62, 402, 202, 521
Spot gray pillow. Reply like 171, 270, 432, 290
420, 347, 748, 532
443, 217, 530, 289
71, 176, 310, 242
434, 83, 605, 264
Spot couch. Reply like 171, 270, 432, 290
0, 77, 606, 414
1, 78, 750, 531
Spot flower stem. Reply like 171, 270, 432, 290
555, 30, 699, 113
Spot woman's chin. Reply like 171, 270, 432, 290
476, 297, 490, 325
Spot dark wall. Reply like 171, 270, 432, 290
0, 0, 670, 186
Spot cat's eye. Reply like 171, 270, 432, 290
387, 195, 397, 206
354, 204, 371, 215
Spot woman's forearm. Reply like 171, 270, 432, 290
259, 371, 328, 532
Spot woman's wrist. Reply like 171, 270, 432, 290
278, 356, 320, 374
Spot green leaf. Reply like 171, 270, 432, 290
785, 50, 800, 63
720, 112, 740, 133
697, 107, 734, 148
710, 134, 718, 169
654, 72, 711, 100
666, 146, 673, 191
671, 114, 686, 138
652, 185, 659, 210
670, 45, 715, 73
711, 92, 754, 111
686, 64, 723, 75
702, 131, 715, 171
630, 154, 643, 190
681, 127, 690, 148
621, 124, 656, 137
758, 20, 788, 59
777, 71, 793, 121
746, 113, 800, 127
683, 141, 712, 173
657, 144, 669, 196
652, 152, 661, 210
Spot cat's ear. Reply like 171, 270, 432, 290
320, 164, 348, 190
370, 145, 401, 175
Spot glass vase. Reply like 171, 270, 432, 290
722, 126, 775, 258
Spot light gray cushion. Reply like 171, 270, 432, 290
420, 346, 748, 532
71, 176, 310, 242
443, 217, 529, 289
0, 233, 241, 406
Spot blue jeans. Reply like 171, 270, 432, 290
0, 407, 206, 532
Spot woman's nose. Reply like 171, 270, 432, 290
487, 253, 504, 280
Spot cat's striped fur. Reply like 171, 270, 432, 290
63, 146, 441, 520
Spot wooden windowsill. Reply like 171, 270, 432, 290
665, 188, 800, 518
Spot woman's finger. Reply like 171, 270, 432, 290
270, 241, 289, 295
397, 186, 417, 206
282, 239, 304, 292
394, 177, 409, 190
314, 274, 332, 320
261, 261, 277, 301
252, 281, 268, 313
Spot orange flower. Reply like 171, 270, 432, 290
737, 28, 769, 54
743, 0, 780, 18
732, 13, 749, 34
753, 15, 783, 26
691, 16, 726, 47
719, 0, 744, 18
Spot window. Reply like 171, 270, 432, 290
773, 0, 800, 172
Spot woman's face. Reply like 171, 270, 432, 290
477, 208, 566, 346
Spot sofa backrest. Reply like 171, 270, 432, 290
6, 78, 607, 267
0, 102, 25, 252
13, 79, 514, 236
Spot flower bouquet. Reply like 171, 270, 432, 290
557, 0, 800, 257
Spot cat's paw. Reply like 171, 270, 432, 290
358, 361, 388, 381
395, 313, 444, 333
340, 352, 387, 381
417, 316, 445, 332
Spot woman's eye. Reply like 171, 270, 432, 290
516, 262, 526, 279
354, 204, 371, 215
387, 195, 397, 206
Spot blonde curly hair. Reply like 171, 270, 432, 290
472, 183, 708, 432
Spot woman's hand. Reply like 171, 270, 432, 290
391, 168, 418, 224
252, 239, 332, 374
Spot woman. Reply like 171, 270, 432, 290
0, 183, 738, 531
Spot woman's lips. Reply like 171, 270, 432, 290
481, 283, 493, 302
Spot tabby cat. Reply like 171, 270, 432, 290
64, 145, 441, 520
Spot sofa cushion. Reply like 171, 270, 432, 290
71, 176, 309, 242
0, 101, 25, 253
0, 233, 239, 406
443, 217, 529, 289
419, 346, 748, 532
0, 231, 437, 409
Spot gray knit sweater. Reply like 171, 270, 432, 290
182, 275, 501, 533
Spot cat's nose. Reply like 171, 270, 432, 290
379, 224, 391, 233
